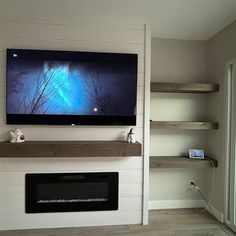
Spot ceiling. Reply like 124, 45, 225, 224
1, 0, 236, 40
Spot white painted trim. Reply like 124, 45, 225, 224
149, 200, 205, 210
223, 63, 231, 222
142, 23, 151, 225
223, 60, 236, 228
225, 220, 236, 233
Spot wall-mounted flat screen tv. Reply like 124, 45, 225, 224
6, 49, 138, 125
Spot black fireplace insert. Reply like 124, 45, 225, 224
25, 172, 118, 213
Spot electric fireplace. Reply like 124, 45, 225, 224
25, 172, 118, 213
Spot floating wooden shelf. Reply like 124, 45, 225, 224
151, 82, 219, 93
150, 156, 218, 169
150, 121, 219, 130
0, 141, 142, 158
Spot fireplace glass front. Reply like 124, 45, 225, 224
25, 172, 118, 213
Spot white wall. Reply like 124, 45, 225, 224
0, 17, 148, 230
149, 38, 214, 209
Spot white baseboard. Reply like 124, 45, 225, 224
149, 200, 205, 210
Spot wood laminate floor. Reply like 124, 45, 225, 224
0, 209, 235, 236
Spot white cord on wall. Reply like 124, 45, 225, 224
208, 159, 216, 207
190, 159, 216, 217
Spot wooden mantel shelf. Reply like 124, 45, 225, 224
0, 141, 142, 158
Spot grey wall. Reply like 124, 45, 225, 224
206, 20, 236, 213
151, 38, 207, 83
150, 38, 212, 209
150, 20, 236, 217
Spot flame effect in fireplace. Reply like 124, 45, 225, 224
37, 198, 108, 203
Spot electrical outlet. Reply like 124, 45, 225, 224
189, 180, 195, 187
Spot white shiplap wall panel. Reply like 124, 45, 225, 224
0, 96, 3, 109
0, 169, 142, 186
137, 73, 144, 87
0, 172, 24, 186
0, 67, 4, 81
0, 171, 25, 186
0, 156, 142, 171
0, 22, 144, 44
0, 197, 142, 216
137, 98, 144, 114
137, 113, 144, 128
0, 54, 4, 67
0, 164, 143, 230
0, 126, 144, 142
0, 116, 4, 127
1, 211, 142, 230
0, 18, 146, 230
0, 82, 4, 96
0, 201, 27, 215
119, 184, 142, 197
138, 58, 144, 73
137, 86, 144, 100
0, 186, 24, 201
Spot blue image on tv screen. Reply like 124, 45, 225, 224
6, 49, 137, 118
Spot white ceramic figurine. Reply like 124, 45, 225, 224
10, 129, 26, 143
127, 128, 136, 144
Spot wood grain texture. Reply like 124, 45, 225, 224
150, 121, 219, 130
0, 141, 142, 158
151, 82, 219, 93
150, 156, 218, 169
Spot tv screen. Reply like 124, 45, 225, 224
6, 49, 138, 125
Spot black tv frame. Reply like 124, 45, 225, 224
6, 49, 137, 126
6, 114, 136, 126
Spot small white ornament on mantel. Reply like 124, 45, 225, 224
10, 129, 26, 143
126, 128, 136, 144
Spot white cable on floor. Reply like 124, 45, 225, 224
196, 187, 214, 216
198, 159, 216, 216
